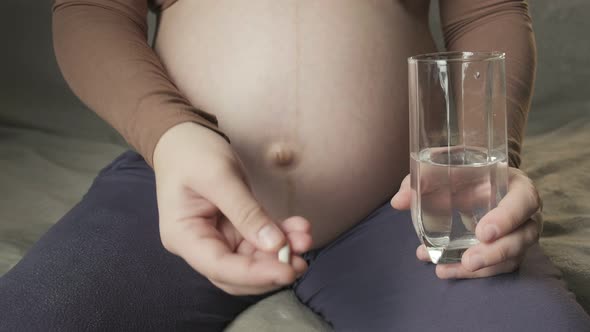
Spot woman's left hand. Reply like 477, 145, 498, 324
391, 167, 543, 279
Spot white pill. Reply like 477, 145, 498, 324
278, 244, 291, 264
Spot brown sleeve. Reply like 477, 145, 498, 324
52, 0, 229, 167
439, 0, 537, 168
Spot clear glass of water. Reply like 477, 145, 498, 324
408, 52, 509, 264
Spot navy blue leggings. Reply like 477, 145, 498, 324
1, 151, 589, 331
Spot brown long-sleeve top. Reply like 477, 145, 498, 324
52, 0, 536, 168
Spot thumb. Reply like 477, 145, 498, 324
391, 174, 412, 210
204, 173, 286, 252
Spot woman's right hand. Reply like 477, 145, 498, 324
153, 122, 312, 295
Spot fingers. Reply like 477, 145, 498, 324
211, 256, 309, 295
416, 244, 431, 262
415, 218, 537, 279
249, 252, 308, 277
165, 214, 311, 295
415, 219, 538, 273
203, 172, 286, 252
461, 218, 538, 272
281, 216, 312, 233
414, 244, 521, 279
164, 217, 309, 295
236, 229, 312, 257
435, 259, 520, 279
169, 221, 299, 290
475, 169, 541, 243
283, 231, 313, 254
236, 217, 312, 255
210, 239, 309, 295
222, 226, 310, 295
280, 217, 313, 253
391, 174, 411, 210
208, 279, 272, 296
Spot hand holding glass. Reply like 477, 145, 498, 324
408, 52, 509, 264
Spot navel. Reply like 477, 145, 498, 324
266, 142, 298, 168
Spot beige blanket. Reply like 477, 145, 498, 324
522, 113, 590, 311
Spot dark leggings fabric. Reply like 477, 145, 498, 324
1, 151, 589, 331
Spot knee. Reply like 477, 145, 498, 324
0, 260, 139, 330
456, 277, 590, 332
517, 280, 590, 331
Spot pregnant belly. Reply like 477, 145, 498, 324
155, 0, 436, 247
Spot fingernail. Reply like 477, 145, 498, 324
467, 254, 485, 271
482, 224, 499, 242
258, 224, 283, 250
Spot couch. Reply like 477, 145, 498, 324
1, 1, 588, 330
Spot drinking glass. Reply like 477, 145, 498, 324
408, 51, 509, 264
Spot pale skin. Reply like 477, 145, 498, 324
392, 169, 543, 279
154, 123, 313, 295
151, 0, 542, 295
154, 122, 542, 294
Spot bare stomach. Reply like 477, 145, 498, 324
155, 0, 436, 247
